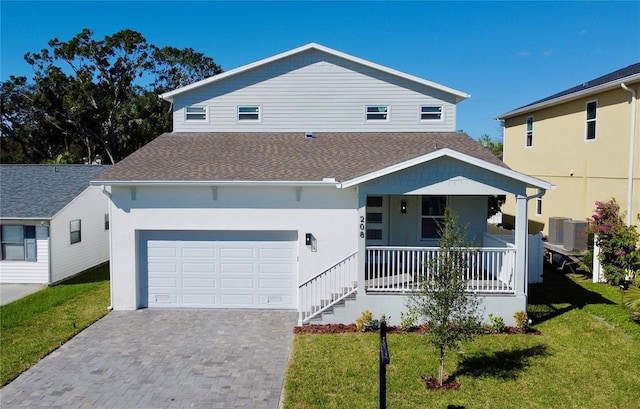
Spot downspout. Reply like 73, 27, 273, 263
522, 188, 547, 296
621, 83, 637, 227
101, 186, 114, 311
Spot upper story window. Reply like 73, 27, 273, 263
1, 225, 36, 261
420, 105, 443, 121
70, 219, 81, 244
421, 196, 447, 239
526, 116, 533, 147
586, 100, 597, 140
185, 106, 207, 121
104, 214, 110, 231
366, 105, 389, 121
536, 198, 543, 216
238, 106, 261, 121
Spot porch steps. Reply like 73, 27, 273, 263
301, 284, 357, 324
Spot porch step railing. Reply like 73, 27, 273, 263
298, 251, 358, 325
366, 246, 516, 294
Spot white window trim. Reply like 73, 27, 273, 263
237, 105, 262, 122
585, 99, 597, 141
419, 105, 444, 122
365, 105, 390, 122
526, 116, 534, 147
184, 105, 208, 121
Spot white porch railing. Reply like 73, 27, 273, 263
298, 252, 358, 325
366, 246, 516, 294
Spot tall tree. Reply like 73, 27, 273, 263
476, 134, 506, 218
2, 28, 222, 164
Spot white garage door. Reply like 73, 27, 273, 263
144, 231, 297, 309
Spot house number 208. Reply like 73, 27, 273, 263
359, 216, 365, 238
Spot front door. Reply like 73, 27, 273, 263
365, 195, 389, 246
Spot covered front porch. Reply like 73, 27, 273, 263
298, 149, 554, 325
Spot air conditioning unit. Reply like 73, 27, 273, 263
563, 220, 588, 252
548, 217, 571, 245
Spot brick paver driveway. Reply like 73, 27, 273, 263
1, 310, 297, 409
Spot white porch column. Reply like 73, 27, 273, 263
514, 195, 528, 296
358, 191, 367, 297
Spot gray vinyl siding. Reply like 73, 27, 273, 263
172, 49, 458, 133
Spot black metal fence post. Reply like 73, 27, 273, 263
380, 320, 390, 409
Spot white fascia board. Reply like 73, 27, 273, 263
496, 73, 640, 119
90, 180, 340, 188
338, 148, 555, 191
161, 43, 470, 103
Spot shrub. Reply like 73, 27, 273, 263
355, 310, 373, 332
486, 313, 506, 334
400, 309, 418, 331
514, 311, 530, 332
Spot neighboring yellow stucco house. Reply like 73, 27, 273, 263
496, 63, 640, 236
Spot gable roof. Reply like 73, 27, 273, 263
1, 165, 110, 219
497, 62, 640, 119
160, 43, 470, 103
93, 132, 555, 191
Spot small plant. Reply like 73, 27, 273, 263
400, 309, 418, 331
514, 311, 530, 332
379, 313, 390, 325
355, 310, 373, 332
487, 313, 506, 334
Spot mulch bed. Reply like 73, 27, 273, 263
421, 375, 461, 391
293, 323, 542, 335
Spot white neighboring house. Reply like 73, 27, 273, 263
0, 165, 110, 284
94, 43, 554, 325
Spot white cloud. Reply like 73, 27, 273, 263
516, 51, 532, 57
579, 29, 588, 35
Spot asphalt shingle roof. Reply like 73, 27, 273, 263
95, 132, 506, 183
514, 62, 640, 111
1, 165, 111, 219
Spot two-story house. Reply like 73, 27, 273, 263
94, 43, 553, 325
497, 63, 640, 235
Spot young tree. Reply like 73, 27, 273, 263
407, 209, 481, 386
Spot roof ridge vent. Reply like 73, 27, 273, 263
305, 131, 314, 139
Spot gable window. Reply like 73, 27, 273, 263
238, 106, 261, 121
1, 225, 36, 261
421, 196, 447, 239
366, 105, 389, 121
586, 100, 597, 140
70, 220, 81, 244
420, 105, 443, 121
185, 106, 207, 121
526, 116, 533, 147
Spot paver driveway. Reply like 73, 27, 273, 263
0, 309, 297, 409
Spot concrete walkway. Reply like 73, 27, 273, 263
1, 284, 47, 306
0, 309, 298, 409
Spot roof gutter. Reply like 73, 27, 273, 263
621, 82, 637, 226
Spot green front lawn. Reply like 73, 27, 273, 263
283, 272, 640, 408
0, 264, 110, 386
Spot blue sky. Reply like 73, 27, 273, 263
2, 1, 639, 140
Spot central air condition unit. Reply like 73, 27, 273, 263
548, 217, 571, 245
563, 220, 588, 252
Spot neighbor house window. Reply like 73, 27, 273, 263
238, 106, 260, 121
1, 225, 36, 261
586, 100, 597, 140
421, 196, 447, 239
70, 220, 81, 244
185, 106, 207, 121
366, 105, 389, 121
104, 214, 109, 230
420, 105, 443, 121
526, 116, 533, 147
536, 198, 543, 216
